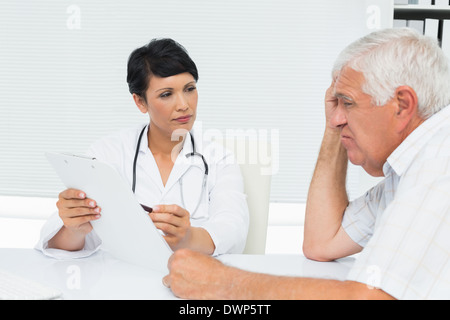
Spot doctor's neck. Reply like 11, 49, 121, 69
147, 125, 186, 157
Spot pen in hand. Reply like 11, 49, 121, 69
140, 203, 153, 213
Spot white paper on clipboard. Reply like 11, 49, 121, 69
45, 152, 172, 273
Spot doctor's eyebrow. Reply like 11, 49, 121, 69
155, 87, 173, 92
154, 81, 197, 93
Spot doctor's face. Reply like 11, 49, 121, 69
136, 72, 198, 137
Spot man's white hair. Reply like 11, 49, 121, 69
333, 28, 450, 119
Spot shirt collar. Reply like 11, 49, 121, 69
177, 129, 205, 169
138, 124, 150, 155
386, 104, 450, 176
180, 130, 195, 157
138, 124, 196, 157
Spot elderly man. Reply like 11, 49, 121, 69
163, 28, 450, 299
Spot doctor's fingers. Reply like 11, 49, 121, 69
151, 214, 190, 241
153, 204, 190, 218
59, 188, 87, 200
57, 197, 99, 211
153, 221, 180, 237
63, 214, 99, 230
59, 206, 101, 220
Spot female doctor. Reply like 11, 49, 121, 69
37, 38, 249, 258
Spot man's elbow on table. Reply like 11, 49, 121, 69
302, 242, 336, 262
303, 227, 363, 262
302, 233, 343, 262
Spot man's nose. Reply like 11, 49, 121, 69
329, 102, 347, 129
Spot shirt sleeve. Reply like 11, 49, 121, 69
346, 167, 450, 299
342, 179, 386, 248
198, 145, 250, 256
34, 212, 102, 259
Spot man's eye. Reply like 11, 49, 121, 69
341, 99, 353, 107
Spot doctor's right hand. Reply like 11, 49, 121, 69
56, 188, 101, 236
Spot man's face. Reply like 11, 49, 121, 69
330, 67, 401, 177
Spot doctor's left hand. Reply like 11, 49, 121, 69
150, 204, 191, 251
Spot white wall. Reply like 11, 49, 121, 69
0, 0, 392, 203
0, 0, 392, 252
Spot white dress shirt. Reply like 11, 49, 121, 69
343, 105, 450, 299
36, 124, 249, 258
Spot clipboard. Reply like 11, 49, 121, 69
45, 152, 173, 273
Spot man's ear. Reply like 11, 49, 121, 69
394, 86, 420, 133
132, 93, 148, 114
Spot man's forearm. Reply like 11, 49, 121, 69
228, 267, 394, 300
303, 127, 349, 260
164, 249, 394, 300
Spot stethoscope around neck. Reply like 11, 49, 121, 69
132, 124, 209, 216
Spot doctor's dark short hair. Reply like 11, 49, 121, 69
126, 38, 199, 101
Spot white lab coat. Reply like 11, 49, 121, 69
36, 124, 249, 258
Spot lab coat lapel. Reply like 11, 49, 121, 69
163, 132, 196, 193
137, 125, 166, 192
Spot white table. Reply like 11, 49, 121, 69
0, 248, 354, 300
